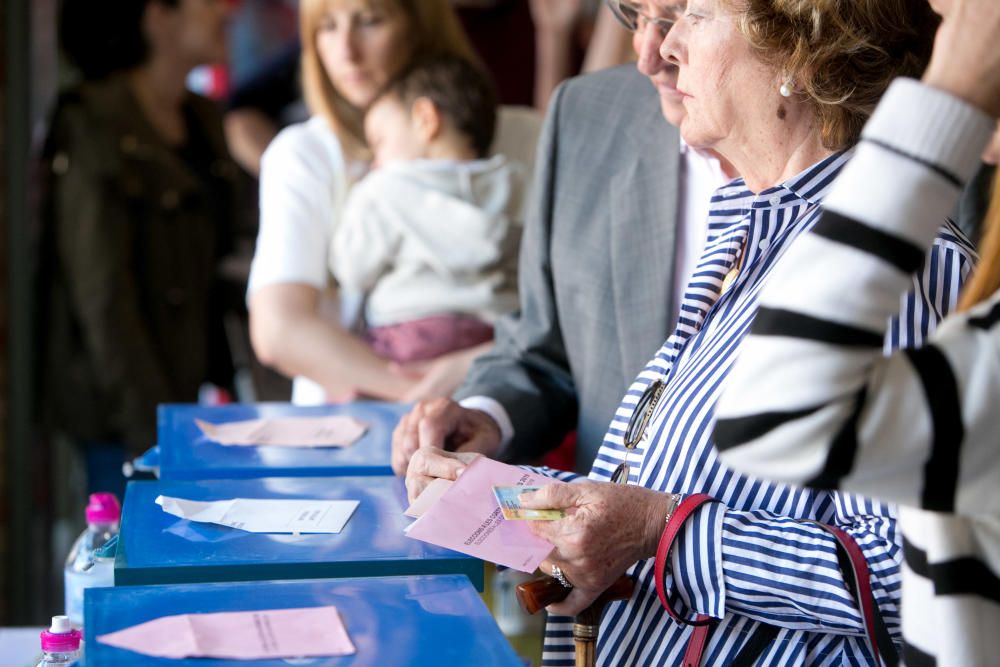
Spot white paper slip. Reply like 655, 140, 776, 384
195, 415, 368, 447
156, 496, 360, 534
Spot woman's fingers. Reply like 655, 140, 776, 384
404, 447, 480, 502
535, 557, 600, 616
546, 586, 601, 617
519, 481, 583, 510
407, 447, 469, 480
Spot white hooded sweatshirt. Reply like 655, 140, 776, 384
331, 154, 524, 328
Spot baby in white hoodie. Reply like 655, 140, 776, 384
331, 55, 523, 364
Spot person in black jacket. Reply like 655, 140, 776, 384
38, 0, 239, 494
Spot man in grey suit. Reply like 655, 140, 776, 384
394, 6, 728, 484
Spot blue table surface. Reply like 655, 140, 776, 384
157, 402, 410, 479
116, 476, 482, 588
85, 575, 523, 666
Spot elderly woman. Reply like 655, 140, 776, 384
407, 0, 978, 664
247, 0, 482, 405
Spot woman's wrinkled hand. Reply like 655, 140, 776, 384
404, 447, 483, 503
520, 481, 676, 616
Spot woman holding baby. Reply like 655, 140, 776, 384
247, 0, 520, 405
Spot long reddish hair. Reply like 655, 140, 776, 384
959, 169, 1000, 311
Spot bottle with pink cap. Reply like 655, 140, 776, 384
36, 615, 82, 666
64, 492, 121, 628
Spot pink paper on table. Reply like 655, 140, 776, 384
195, 415, 367, 447
95, 606, 355, 660
404, 457, 560, 573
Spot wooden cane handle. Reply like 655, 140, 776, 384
516, 575, 572, 615
515, 574, 635, 617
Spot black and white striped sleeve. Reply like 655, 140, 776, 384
714, 78, 999, 516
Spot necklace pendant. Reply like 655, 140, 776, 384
721, 267, 739, 294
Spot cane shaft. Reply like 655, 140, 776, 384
575, 637, 596, 667
575, 620, 599, 667
517, 574, 635, 667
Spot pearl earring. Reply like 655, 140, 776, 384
779, 79, 794, 98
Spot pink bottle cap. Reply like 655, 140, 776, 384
40, 616, 82, 652
85, 492, 121, 524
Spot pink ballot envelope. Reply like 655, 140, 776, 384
404, 457, 561, 573
404, 478, 453, 518
95, 606, 355, 659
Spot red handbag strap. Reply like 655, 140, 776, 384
681, 622, 712, 667
655, 493, 717, 666
809, 522, 899, 667
654, 493, 718, 624
654, 496, 898, 667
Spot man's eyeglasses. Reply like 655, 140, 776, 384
611, 379, 666, 484
606, 0, 679, 38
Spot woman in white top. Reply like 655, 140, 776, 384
246, 0, 479, 405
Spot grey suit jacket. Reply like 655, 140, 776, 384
455, 65, 681, 473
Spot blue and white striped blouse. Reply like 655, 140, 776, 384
541, 151, 977, 666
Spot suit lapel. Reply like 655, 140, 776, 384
609, 100, 681, 386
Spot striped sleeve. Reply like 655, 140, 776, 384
671, 494, 902, 638
521, 465, 585, 483
884, 220, 977, 352
713, 78, 998, 515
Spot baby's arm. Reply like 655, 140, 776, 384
331, 181, 400, 292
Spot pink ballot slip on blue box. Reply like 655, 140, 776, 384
85, 575, 521, 666
154, 401, 410, 480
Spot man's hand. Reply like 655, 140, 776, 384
924, 0, 1000, 116
391, 398, 502, 476
405, 448, 483, 503
520, 482, 677, 616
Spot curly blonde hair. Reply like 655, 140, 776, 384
731, 0, 939, 151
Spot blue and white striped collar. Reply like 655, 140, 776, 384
700, 151, 853, 260
711, 150, 852, 210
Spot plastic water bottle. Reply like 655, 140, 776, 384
36, 616, 82, 666
64, 492, 121, 627
491, 566, 544, 637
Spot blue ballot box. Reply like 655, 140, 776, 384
115, 476, 484, 590
85, 575, 523, 666
156, 401, 409, 480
